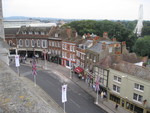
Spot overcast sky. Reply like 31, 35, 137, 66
2, 0, 150, 20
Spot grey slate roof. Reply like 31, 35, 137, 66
4, 28, 19, 35
89, 40, 120, 53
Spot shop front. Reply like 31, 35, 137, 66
74, 66, 84, 79
109, 92, 149, 113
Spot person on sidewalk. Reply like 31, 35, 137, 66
100, 91, 104, 99
115, 103, 118, 110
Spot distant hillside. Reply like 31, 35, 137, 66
4, 16, 79, 22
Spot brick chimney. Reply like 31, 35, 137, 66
103, 32, 108, 39
102, 42, 106, 50
112, 38, 116, 41
87, 33, 91, 37
66, 28, 71, 38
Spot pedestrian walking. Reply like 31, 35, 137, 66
115, 103, 118, 110
100, 91, 104, 99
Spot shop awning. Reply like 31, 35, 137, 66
74, 67, 84, 73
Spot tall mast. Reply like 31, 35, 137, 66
134, 4, 143, 37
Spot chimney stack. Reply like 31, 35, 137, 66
103, 32, 108, 39
66, 27, 71, 38
112, 38, 116, 41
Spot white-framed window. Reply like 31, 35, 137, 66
109, 47, 112, 53
52, 50, 54, 54
31, 39, 35, 47
62, 44, 65, 49
87, 53, 89, 59
25, 39, 29, 47
58, 50, 61, 56
62, 51, 65, 57
49, 49, 51, 54
133, 93, 143, 103
9, 40, 12, 46
73, 46, 75, 52
49, 41, 51, 46
55, 50, 57, 54
113, 84, 120, 93
55, 42, 57, 47
35, 31, 39, 35
42, 40, 47, 48
58, 42, 61, 47
22, 31, 26, 34
55, 33, 58, 37
114, 76, 121, 83
19, 39, 23, 47
65, 44, 67, 50
134, 83, 144, 91
73, 54, 75, 61
52, 42, 54, 47
37, 40, 40, 47
93, 56, 96, 62
70, 45, 73, 51
41, 32, 45, 35
29, 31, 33, 35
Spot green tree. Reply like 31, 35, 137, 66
133, 36, 150, 57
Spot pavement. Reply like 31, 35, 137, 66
0, 59, 64, 113
25, 58, 130, 113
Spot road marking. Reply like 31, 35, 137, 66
70, 99, 80, 108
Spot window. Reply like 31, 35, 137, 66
9, 40, 12, 46
109, 47, 112, 53
113, 84, 120, 93
29, 31, 33, 35
73, 46, 75, 52
41, 32, 45, 35
93, 56, 96, 62
70, 45, 73, 51
52, 42, 54, 47
62, 44, 65, 49
49, 41, 51, 46
134, 83, 144, 91
62, 51, 65, 57
25, 39, 29, 47
31, 39, 35, 47
55, 42, 57, 47
37, 40, 40, 47
19, 39, 23, 47
42, 40, 47, 48
55, 33, 58, 37
114, 76, 121, 83
133, 93, 143, 102
87, 53, 89, 59
58, 42, 61, 47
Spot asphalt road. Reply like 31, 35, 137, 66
10, 63, 107, 113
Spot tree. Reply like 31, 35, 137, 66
133, 36, 150, 57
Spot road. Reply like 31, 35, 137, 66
10, 63, 107, 113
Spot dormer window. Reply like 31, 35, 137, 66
22, 31, 26, 34
55, 33, 58, 37
41, 32, 45, 35
34, 31, 39, 35
29, 31, 33, 35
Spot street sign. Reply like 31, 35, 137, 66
15, 55, 20, 67
62, 84, 67, 103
